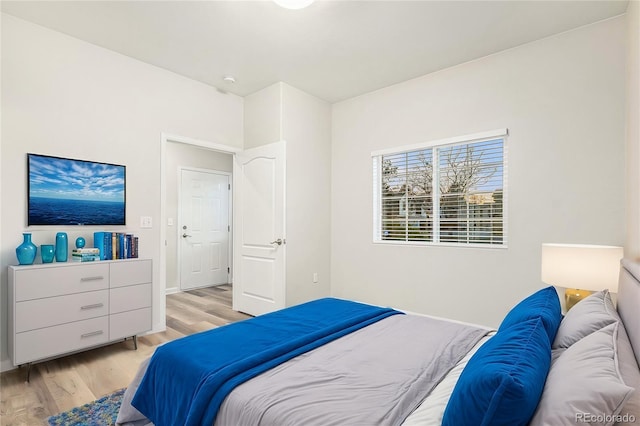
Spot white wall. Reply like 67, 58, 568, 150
244, 84, 281, 149
281, 84, 332, 305
244, 82, 332, 306
164, 143, 233, 293
626, 1, 640, 260
0, 14, 243, 371
331, 17, 626, 327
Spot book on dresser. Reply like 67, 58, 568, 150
71, 248, 101, 262
71, 253, 101, 262
7, 259, 153, 374
93, 232, 139, 260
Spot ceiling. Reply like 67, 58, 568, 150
1, 0, 629, 103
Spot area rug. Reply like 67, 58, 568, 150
47, 388, 126, 426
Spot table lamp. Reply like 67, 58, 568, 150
541, 243, 623, 310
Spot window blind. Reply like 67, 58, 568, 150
373, 130, 507, 247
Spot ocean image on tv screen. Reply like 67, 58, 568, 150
28, 154, 126, 226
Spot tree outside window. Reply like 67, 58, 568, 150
374, 134, 506, 246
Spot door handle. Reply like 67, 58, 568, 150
270, 238, 283, 246
183, 233, 192, 238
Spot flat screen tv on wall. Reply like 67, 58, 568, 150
28, 153, 126, 226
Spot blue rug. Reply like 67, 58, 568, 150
47, 388, 126, 426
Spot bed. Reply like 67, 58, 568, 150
117, 258, 640, 426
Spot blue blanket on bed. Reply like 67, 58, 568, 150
131, 297, 401, 426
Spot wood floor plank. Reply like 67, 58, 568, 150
166, 302, 222, 326
40, 364, 96, 413
136, 328, 183, 347
168, 290, 232, 314
1, 366, 54, 426
203, 306, 250, 323
72, 345, 138, 398
0, 286, 250, 425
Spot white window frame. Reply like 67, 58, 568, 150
372, 129, 508, 248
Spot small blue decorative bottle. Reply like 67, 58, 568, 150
55, 232, 68, 262
16, 233, 37, 265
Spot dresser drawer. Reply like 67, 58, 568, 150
14, 263, 109, 301
110, 260, 152, 289
110, 307, 152, 340
14, 316, 109, 365
110, 283, 151, 314
8, 259, 152, 368
15, 290, 109, 333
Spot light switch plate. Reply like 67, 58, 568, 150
140, 216, 153, 228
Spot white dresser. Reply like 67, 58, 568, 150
8, 259, 152, 372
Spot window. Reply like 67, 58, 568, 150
373, 129, 507, 246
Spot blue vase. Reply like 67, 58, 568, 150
16, 233, 37, 265
55, 232, 68, 262
75, 236, 86, 249
41, 245, 55, 263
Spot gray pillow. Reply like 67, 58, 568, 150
530, 322, 634, 426
552, 290, 620, 350
614, 321, 640, 426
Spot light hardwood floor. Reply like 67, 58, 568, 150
0, 284, 251, 426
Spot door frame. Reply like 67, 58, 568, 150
158, 133, 240, 332
177, 167, 232, 291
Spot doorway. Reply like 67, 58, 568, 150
162, 135, 238, 298
158, 134, 285, 334
179, 168, 230, 291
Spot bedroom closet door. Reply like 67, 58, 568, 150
232, 141, 286, 316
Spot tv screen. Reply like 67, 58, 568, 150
28, 153, 126, 226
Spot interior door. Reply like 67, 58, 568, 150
233, 141, 286, 316
180, 169, 230, 291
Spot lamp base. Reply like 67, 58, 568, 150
565, 288, 593, 310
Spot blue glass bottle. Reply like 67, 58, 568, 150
16, 233, 37, 265
55, 232, 68, 262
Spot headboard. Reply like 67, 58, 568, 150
618, 259, 640, 368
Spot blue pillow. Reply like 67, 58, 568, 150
442, 317, 551, 426
498, 286, 561, 342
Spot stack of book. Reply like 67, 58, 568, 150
71, 248, 101, 262
93, 232, 140, 260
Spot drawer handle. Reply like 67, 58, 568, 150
80, 303, 104, 310
80, 276, 105, 282
81, 330, 104, 339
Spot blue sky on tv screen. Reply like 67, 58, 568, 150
29, 155, 125, 203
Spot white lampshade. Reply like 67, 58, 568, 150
541, 244, 623, 292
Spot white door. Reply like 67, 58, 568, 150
180, 169, 230, 291
233, 141, 286, 316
